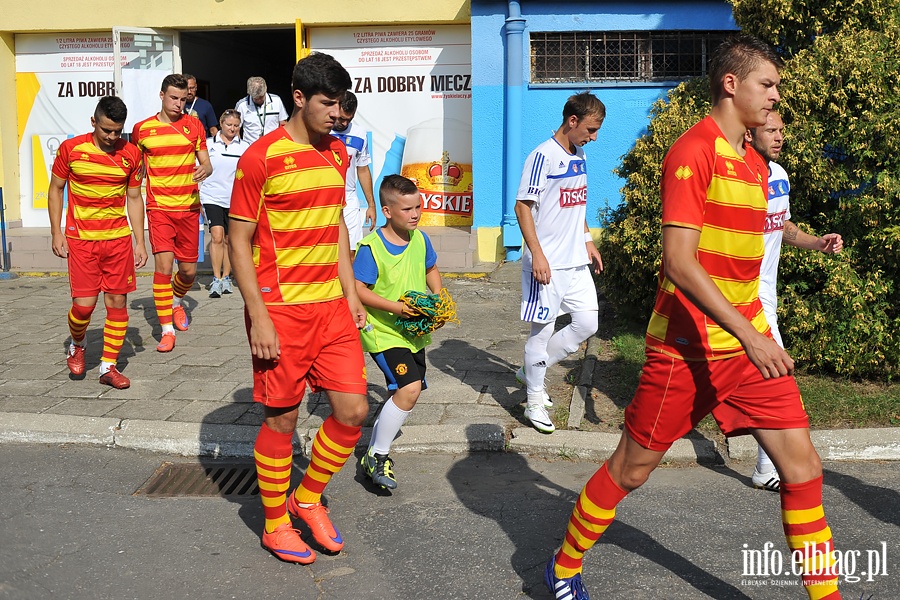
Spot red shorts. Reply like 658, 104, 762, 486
147, 209, 200, 263
67, 236, 136, 298
624, 351, 809, 451
246, 298, 368, 407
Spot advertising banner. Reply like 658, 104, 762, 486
310, 25, 473, 227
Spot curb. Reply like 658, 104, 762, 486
2, 412, 897, 463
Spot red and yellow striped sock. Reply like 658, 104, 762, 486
173, 271, 194, 300
781, 475, 841, 599
554, 462, 628, 579
255, 422, 294, 534
100, 307, 128, 365
293, 416, 361, 505
153, 272, 173, 327
68, 303, 94, 344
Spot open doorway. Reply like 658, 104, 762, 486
180, 28, 296, 123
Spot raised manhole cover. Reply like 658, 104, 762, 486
134, 461, 259, 497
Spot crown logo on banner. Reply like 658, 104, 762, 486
427, 151, 463, 186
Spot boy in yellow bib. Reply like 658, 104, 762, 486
353, 174, 443, 489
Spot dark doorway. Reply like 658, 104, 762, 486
180, 28, 295, 124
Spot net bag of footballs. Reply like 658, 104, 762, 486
394, 288, 460, 337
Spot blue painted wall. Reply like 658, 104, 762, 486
471, 1, 737, 232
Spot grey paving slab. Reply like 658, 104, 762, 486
0, 380, 66, 396
104, 399, 190, 421
93, 378, 179, 400
402, 403, 446, 426
42, 398, 127, 417
0, 396, 67, 413
443, 403, 518, 423
45, 380, 112, 398
166, 400, 252, 423
165, 380, 240, 400
169, 364, 248, 382
2, 363, 70, 380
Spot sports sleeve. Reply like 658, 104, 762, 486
356, 131, 372, 168
421, 231, 438, 269
202, 103, 218, 133
229, 145, 267, 223
353, 244, 379, 285
50, 140, 72, 180
516, 149, 549, 205
127, 145, 143, 188
659, 135, 714, 231
276, 96, 288, 121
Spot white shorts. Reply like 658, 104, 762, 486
344, 204, 364, 249
521, 265, 598, 323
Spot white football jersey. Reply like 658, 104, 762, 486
331, 121, 372, 210
517, 137, 589, 271
759, 161, 791, 317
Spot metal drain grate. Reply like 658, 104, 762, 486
134, 461, 259, 497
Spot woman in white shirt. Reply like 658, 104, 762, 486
200, 109, 249, 297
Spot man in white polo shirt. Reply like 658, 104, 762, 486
330, 91, 376, 254
234, 77, 288, 144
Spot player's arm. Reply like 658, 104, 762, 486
354, 280, 418, 318
48, 175, 68, 258
193, 149, 213, 183
229, 217, 279, 360
338, 212, 367, 328
584, 221, 603, 274
358, 166, 377, 231
515, 200, 551, 284
663, 225, 793, 379
126, 185, 148, 268
783, 220, 843, 254
426, 265, 442, 295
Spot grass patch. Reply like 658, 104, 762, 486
598, 318, 900, 429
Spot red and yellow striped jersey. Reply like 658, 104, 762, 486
646, 116, 771, 360
131, 114, 206, 212
51, 133, 143, 241
230, 128, 349, 305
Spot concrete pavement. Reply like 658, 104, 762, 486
0, 261, 898, 464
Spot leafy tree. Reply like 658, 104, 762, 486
598, 1, 900, 378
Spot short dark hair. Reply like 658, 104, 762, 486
709, 34, 783, 103
94, 96, 128, 124
161, 73, 188, 93
340, 90, 358, 114
379, 174, 420, 207
562, 91, 606, 122
292, 52, 351, 101
183, 74, 196, 83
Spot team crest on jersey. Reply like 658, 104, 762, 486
675, 166, 693, 180
183, 126, 191, 135
395, 363, 408, 376
283, 156, 297, 170
122, 158, 130, 168
332, 150, 343, 166
235, 169, 244, 180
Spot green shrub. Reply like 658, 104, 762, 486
599, 4, 900, 379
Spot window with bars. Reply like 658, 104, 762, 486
531, 31, 731, 83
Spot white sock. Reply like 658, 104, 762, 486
369, 397, 411, 455
523, 321, 554, 396
545, 310, 599, 366
172, 296, 183, 308
756, 445, 775, 473
161, 324, 175, 335
99, 361, 113, 375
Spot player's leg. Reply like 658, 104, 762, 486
726, 362, 839, 599
221, 217, 233, 294
95, 237, 136, 388
148, 210, 179, 350
65, 239, 101, 377
249, 305, 315, 563
520, 269, 568, 432
363, 348, 426, 489
753, 315, 784, 490
755, 428, 839, 599
547, 265, 599, 368
204, 204, 226, 297
171, 212, 200, 331
288, 299, 367, 552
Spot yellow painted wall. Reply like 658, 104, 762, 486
3, 1, 469, 31
0, 33, 18, 222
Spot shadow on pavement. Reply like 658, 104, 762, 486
825, 468, 900, 527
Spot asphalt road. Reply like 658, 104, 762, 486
0, 444, 897, 600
